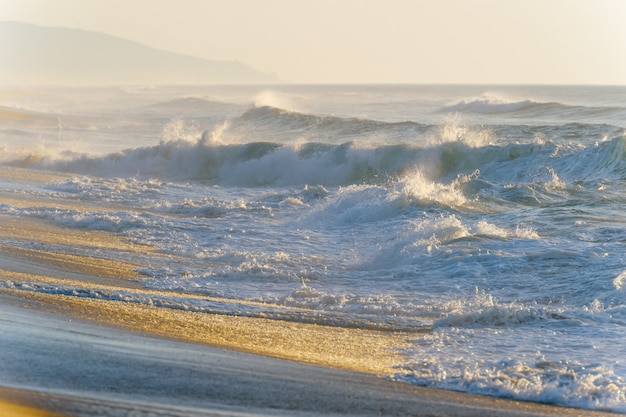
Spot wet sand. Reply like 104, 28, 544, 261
0, 174, 621, 416
0, 394, 65, 417
0, 292, 618, 417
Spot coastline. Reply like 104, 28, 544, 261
0, 393, 65, 417
1, 291, 621, 417
0, 171, 622, 416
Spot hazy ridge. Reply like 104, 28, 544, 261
0, 21, 279, 86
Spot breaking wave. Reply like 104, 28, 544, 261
440, 98, 542, 114
8, 126, 624, 188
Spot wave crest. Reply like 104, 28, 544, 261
440, 97, 540, 114
7, 117, 624, 188
439, 95, 626, 122
9, 138, 624, 187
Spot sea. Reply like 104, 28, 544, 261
1, 84, 625, 412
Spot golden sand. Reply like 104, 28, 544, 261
0, 387, 68, 417
0, 400, 64, 417
7, 289, 410, 375
0, 213, 149, 252
1, 245, 144, 278
0, 214, 149, 288
0, 247, 411, 375
0, 195, 411, 376
0, 243, 412, 376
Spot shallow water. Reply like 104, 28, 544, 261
1, 84, 625, 411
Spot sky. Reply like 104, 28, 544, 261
2, 0, 626, 84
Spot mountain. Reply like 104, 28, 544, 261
0, 21, 279, 86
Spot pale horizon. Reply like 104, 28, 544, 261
2, 0, 626, 85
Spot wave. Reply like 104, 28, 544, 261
440, 98, 541, 114
146, 97, 241, 114
0, 204, 151, 233
7, 126, 625, 188
397, 354, 626, 412
149, 97, 224, 108
439, 97, 626, 120
433, 301, 572, 328
231, 105, 432, 142
0, 106, 57, 125
214, 104, 625, 151
394, 289, 626, 412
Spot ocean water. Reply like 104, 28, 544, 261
1, 84, 625, 412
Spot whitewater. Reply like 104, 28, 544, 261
1, 84, 626, 412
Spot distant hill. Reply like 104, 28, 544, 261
0, 21, 279, 86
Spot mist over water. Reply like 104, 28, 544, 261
1, 84, 626, 411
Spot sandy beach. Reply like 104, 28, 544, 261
0, 290, 619, 417
0, 173, 621, 417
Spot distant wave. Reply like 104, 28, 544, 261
439, 97, 626, 119
231, 105, 431, 141
0, 106, 57, 125
440, 98, 542, 114
147, 97, 240, 112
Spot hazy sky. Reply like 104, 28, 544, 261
3, 0, 626, 84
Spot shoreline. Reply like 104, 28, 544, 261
0, 292, 619, 417
0, 205, 413, 376
0, 393, 65, 417
0, 177, 622, 416
2, 288, 410, 375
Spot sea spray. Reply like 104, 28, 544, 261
2, 84, 626, 412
